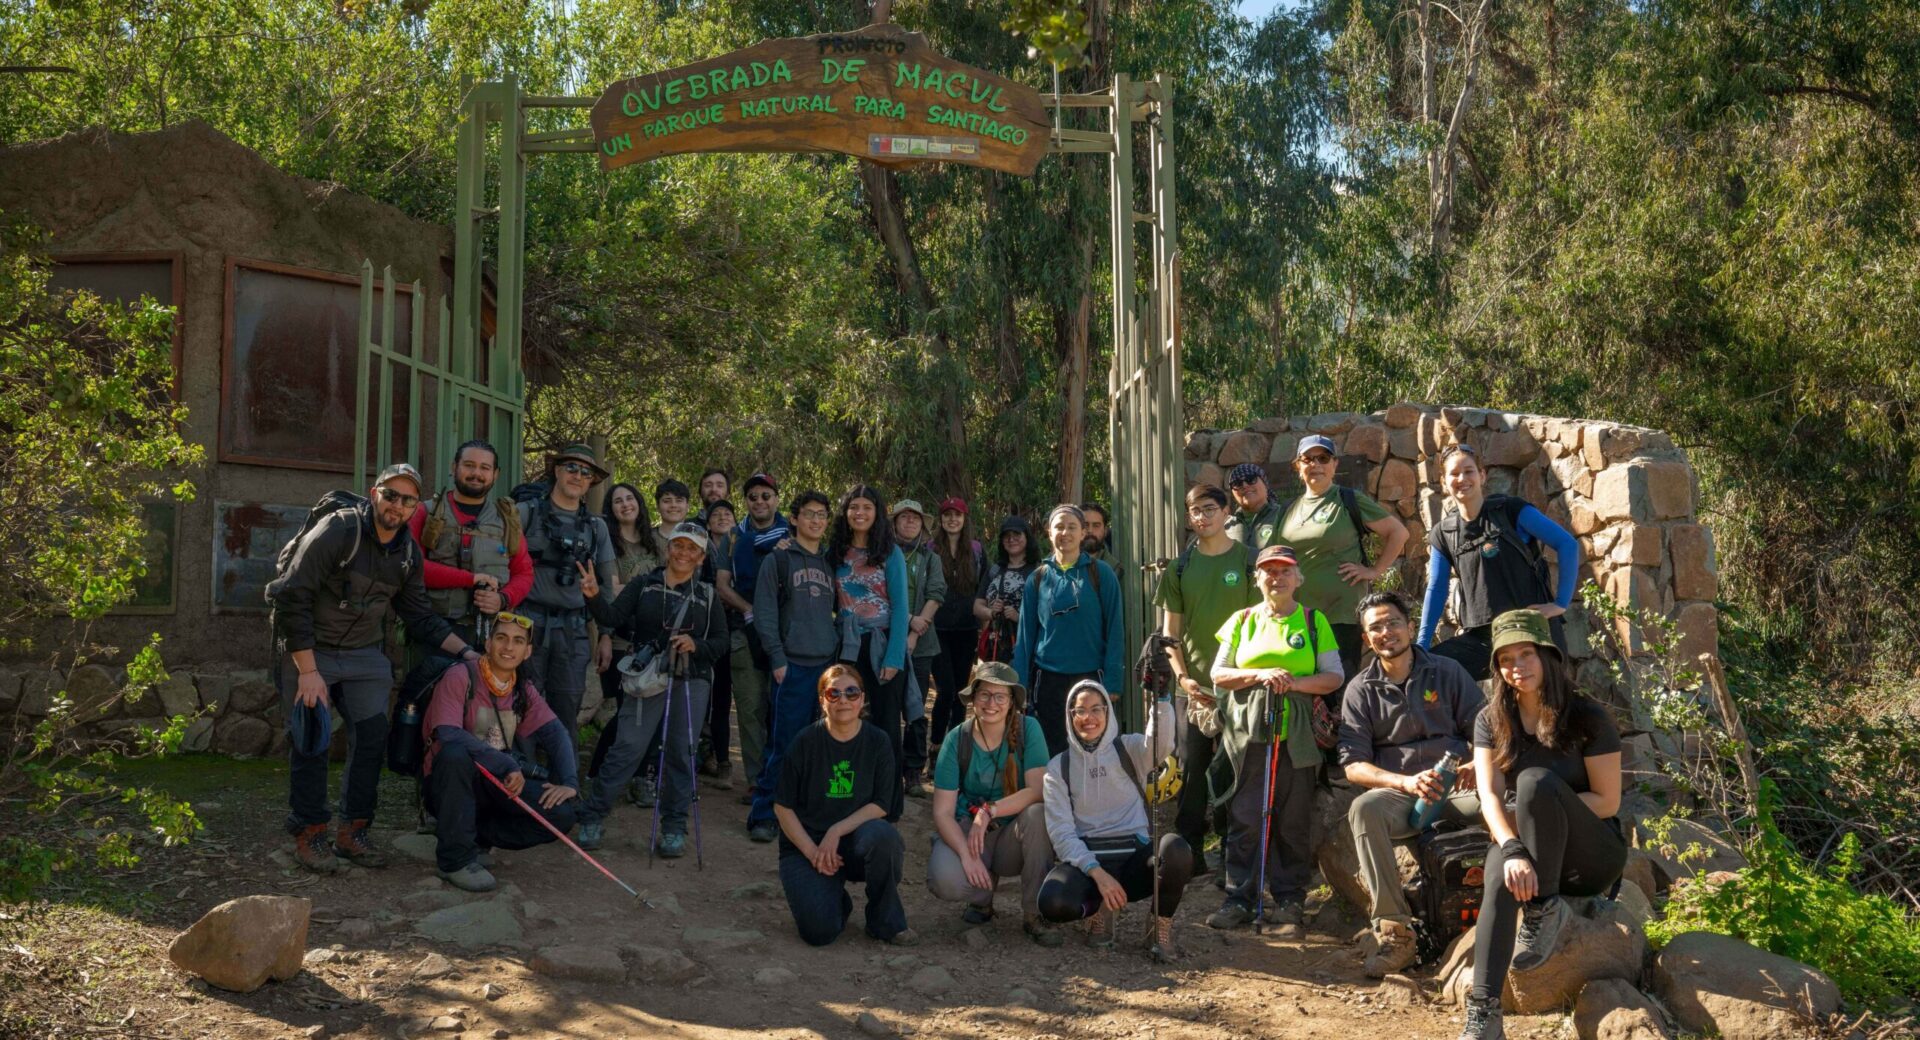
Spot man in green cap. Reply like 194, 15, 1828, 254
514, 443, 617, 751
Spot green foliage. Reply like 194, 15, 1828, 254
1649, 780, 1920, 1010
1002, 0, 1092, 71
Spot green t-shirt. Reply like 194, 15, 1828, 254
1278, 487, 1392, 620
932, 715, 1049, 826
1153, 541, 1257, 677
1214, 602, 1340, 678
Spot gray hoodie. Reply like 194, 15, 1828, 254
1042, 687, 1175, 876
752, 541, 838, 670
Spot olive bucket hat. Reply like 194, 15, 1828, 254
1490, 608, 1564, 663
960, 660, 1027, 712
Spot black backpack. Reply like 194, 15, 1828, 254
1402, 823, 1491, 961
263, 491, 416, 607
1433, 494, 1552, 602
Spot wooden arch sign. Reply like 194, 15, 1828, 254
588, 24, 1051, 176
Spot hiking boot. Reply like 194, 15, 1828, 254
474, 847, 495, 869
1206, 901, 1253, 930
1511, 896, 1571, 972
747, 821, 778, 844
292, 824, 343, 874
1457, 994, 1505, 1040
438, 861, 497, 892
962, 903, 995, 926
333, 820, 388, 868
711, 760, 736, 790
884, 928, 921, 947
1365, 919, 1418, 977
1024, 914, 1065, 948
1086, 907, 1116, 949
698, 756, 720, 778
1263, 899, 1306, 939
905, 775, 933, 799
575, 821, 605, 851
1147, 915, 1179, 963
657, 832, 687, 859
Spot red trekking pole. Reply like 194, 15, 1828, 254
474, 761, 641, 899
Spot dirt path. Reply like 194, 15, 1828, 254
2, 758, 1564, 1040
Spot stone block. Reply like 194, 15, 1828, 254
1592, 465, 1644, 522
1668, 524, 1717, 601
1483, 467, 1517, 497
1266, 432, 1301, 464
1520, 465, 1547, 507
1376, 459, 1418, 503
0, 669, 20, 714
1597, 426, 1646, 462
1562, 607, 1595, 659
1250, 416, 1289, 434
1420, 490, 1448, 529
226, 671, 278, 715
1609, 525, 1663, 568
1558, 421, 1584, 453
1644, 462, 1694, 520
1385, 402, 1424, 428
1217, 430, 1271, 467
1672, 602, 1717, 665
182, 716, 215, 753
1388, 425, 1419, 460
157, 672, 201, 718
530, 945, 626, 983
1553, 454, 1595, 498
64, 664, 119, 722
1476, 429, 1542, 468
1184, 430, 1211, 459
1186, 461, 1225, 491
1402, 520, 1425, 559
1569, 500, 1602, 536
194, 671, 233, 716
1440, 406, 1469, 429
1396, 496, 1418, 519
1417, 414, 1446, 456
168, 895, 311, 993
1308, 412, 1360, 434
16, 670, 60, 716
213, 715, 273, 757
1346, 423, 1389, 463
1583, 428, 1610, 471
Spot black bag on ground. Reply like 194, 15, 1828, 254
387, 653, 463, 776
1403, 823, 1491, 961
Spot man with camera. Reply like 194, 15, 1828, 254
514, 443, 617, 750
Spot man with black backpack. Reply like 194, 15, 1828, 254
746, 490, 838, 844
1339, 590, 1484, 976
268, 463, 480, 874
514, 444, 618, 750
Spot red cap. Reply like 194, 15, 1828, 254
938, 497, 968, 515
1254, 544, 1300, 570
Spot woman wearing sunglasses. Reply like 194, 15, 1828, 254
1012, 505, 1124, 757
773, 665, 918, 947
1277, 434, 1408, 678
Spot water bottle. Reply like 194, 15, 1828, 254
1408, 750, 1461, 830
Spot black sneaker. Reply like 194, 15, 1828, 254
1511, 896, 1571, 971
747, 821, 778, 844
1206, 901, 1253, 930
1457, 994, 1504, 1040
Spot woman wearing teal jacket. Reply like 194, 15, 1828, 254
1013, 505, 1124, 757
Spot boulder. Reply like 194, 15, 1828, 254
213, 715, 273, 757
225, 671, 279, 714
156, 672, 201, 718
1384, 402, 1424, 429
1652, 932, 1840, 1040
181, 716, 215, 753
416, 899, 523, 949
1612, 881, 1654, 928
1669, 526, 1718, 603
1346, 423, 1389, 463
1218, 430, 1272, 467
1673, 603, 1717, 663
1376, 459, 1417, 503
908, 964, 956, 996
1475, 430, 1542, 469
168, 895, 311, 993
1312, 784, 1418, 919
1609, 525, 1664, 568
622, 944, 702, 985
1620, 849, 1660, 898
1308, 412, 1360, 435
64, 664, 120, 721
1505, 898, 1646, 1013
1185, 430, 1212, 459
1575, 978, 1673, 1040
530, 945, 626, 983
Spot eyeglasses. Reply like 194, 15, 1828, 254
1187, 504, 1223, 519
824, 685, 865, 702
374, 486, 419, 509
972, 691, 1011, 706
797, 509, 830, 522
1069, 705, 1108, 719
747, 492, 776, 503
1363, 616, 1410, 635
558, 462, 595, 477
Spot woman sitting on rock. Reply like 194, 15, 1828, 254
1037, 680, 1190, 960
1461, 608, 1626, 1040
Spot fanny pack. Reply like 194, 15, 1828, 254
617, 585, 694, 699
1086, 834, 1146, 868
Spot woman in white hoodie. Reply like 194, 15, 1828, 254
1037, 679, 1192, 961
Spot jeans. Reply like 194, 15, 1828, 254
925, 803, 1053, 918
1349, 785, 1482, 925
749, 661, 827, 825
1037, 834, 1195, 922
848, 634, 908, 820
1472, 767, 1627, 1001
732, 631, 771, 792
579, 678, 711, 835
521, 606, 591, 745
928, 625, 978, 750
1223, 742, 1315, 907
425, 742, 577, 872
778, 818, 909, 946
278, 646, 393, 831
1031, 669, 1099, 759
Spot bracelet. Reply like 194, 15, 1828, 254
298, 668, 317, 677
1500, 838, 1531, 862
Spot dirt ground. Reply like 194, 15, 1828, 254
0, 753, 1573, 1040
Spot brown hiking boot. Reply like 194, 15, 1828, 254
1147, 915, 1179, 963
1364, 919, 1418, 977
293, 824, 343, 873
333, 820, 388, 868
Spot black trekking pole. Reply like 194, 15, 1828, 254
676, 638, 704, 871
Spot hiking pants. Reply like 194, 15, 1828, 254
925, 803, 1053, 918
750, 661, 826, 825
1175, 717, 1229, 853
521, 606, 590, 746
779, 819, 909, 946
929, 624, 978, 750
278, 646, 392, 832
1349, 785, 1481, 926
425, 742, 576, 873
578, 678, 710, 836
1223, 742, 1315, 908
1038, 834, 1195, 922
1031, 668, 1100, 759
732, 630, 770, 795
1473, 767, 1627, 1001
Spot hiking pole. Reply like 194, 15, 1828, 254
473, 762, 640, 899
1252, 680, 1283, 935
677, 644, 704, 871
647, 640, 677, 869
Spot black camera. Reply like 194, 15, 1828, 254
543, 531, 592, 585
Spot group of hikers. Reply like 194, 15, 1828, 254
266, 434, 1626, 1040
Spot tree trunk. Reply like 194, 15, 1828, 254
1429, 0, 1491, 268
1052, 0, 1110, 505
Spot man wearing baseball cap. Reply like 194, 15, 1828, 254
1224, 462, 1285, 551
267, 462, 481, 873
514, 443, 617, 752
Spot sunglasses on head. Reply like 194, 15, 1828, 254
824, 684, 864, 701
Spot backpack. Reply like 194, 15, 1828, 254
1402, 823, 1491, 961
1283, 484, 1374, 568
420, 495, 524, 559
1026, 553, 1102, 613
955, 714, 1029, 810
387, 658, 530, 776
264, 491, 415, 606
507, 480, 551, 504
1434, 494, 1552, 601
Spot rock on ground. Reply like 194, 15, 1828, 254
1652, 931, 1840, 1040
391, 833, 439, 863
622, 944, 703, 985
855, 1011, 892, 1037
679, 926, 764, 950
1505, 898, 1646, 1013
530, 944, 626, 983
416, 900, 523, 949
412, 952, 456, 978
753, 966, 799, 986
908, 964, 955, 996
1575, 978, 1673, 1040
167, 894, 311, 993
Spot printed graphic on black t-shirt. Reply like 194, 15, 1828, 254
775, 721, 894, 855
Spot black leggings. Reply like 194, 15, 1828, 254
1472, 767, 1627, 1001
928, 625, 977, 751
1031, 669, 1099, 759
848, 633, 908, 821
1038, 834, 1195, 922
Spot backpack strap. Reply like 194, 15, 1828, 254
1112, 738, 1151, 811
421, 496, 450, 554
497, 497, 524, 558
1338, 485, 1372, 568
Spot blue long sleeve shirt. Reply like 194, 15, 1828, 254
1419, 503, 1580, 647
1012, 554, 1125, 688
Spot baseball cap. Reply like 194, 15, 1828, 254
938, 497, 968, 515
742, 472, 778, 494
668, 521, 709, 551
1254, 544, 1300, 570
288, 699, 332, 758
1228, 462, 1266, 487
375, 462, 425, 496
1295, 434, 1338, 459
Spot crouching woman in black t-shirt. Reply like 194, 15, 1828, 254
774, 664, 920, 947
1462, 609, 1627, 1040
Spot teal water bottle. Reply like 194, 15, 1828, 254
1408, 750, 1461, 830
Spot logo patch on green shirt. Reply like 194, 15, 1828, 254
1224, 570, 1240, 585
828, 760, 854, 798
1287, 632, 1306, 649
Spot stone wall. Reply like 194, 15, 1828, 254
1186, 404, 1718, 686
0, 661, 289, 758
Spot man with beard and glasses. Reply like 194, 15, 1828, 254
1338, 590, 1484, 976
269, 463, 479, 873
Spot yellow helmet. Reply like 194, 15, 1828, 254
1144, 754, 1183, 804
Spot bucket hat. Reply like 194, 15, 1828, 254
960, 660, 1027, 712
